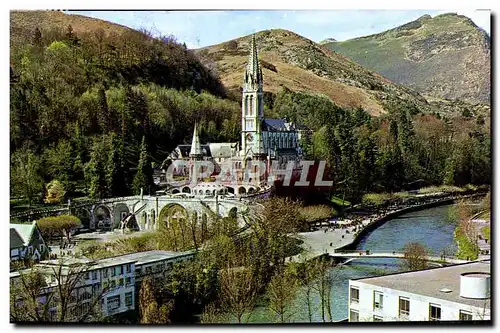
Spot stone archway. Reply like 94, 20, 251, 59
182, 187, 191, 193
74, 207, 92, 230
228, 207, 237, 219
158, 204, 189, 229
172, 189, 180, 194
93, 205, 112, 230
238, 187, 247, 195
248, 187, 255, 195
113, 203, 130, 229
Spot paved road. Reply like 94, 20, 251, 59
472, 218, 490, 261
287, 218, 373, 263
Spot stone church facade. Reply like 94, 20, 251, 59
164, 34, 309, 190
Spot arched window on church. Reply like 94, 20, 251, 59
249, 95, 254, 116
245, 96, 249, 116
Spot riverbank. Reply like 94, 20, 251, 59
289, 191, 487, 263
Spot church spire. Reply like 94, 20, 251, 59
189, 122, 202, 157
244, 34, 263, 89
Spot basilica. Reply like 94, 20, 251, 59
164, 35, 309, 193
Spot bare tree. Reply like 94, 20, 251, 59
400, 242, 429, 271
266, 265, 299, 323
311, 257, 336, 322
10, 260, 104, 323
218, 264, 258, 323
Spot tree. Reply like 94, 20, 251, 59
38, 215, 80, 244
10, 260, 104, 323
11, 146, 44, 207
311, 258, 336, 322
266, 266, 299, 323
97, 87, 109, 133
132, 136, 154, 195
32, 27, 42, 47
219, 265, 258, 323
400, 242, 428, 271
138, 277, 173, 324
44, 180, 66, 204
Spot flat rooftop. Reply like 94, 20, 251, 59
112, 250, 196, 266
352, 260, 490, 309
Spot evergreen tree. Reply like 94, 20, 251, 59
133, 136, 154, 195
32, 27, 42, 47
97, 87, 109, 133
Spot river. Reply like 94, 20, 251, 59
236, 204, 458, 323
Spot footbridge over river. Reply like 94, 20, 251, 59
11, 194, 258, 232
330, 250, 469, 265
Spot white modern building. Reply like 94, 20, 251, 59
348, 260, 490, 322
10, 249, 196, 321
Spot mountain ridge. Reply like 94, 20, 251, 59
325, 13, 490, 104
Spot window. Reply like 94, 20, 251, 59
85, 272, 90, 280
111, 267, 116, 277
373, 315, 383, 322
125, 277, 132, 286
350, 287, 359, 303
40, 244, 45, 252
125, 264, 131, 273
399, 297, 410, 318
92, 271, 98, 280
429, 304, 441, 321
459, 310, 473, 321
374, 291, 383, 310
118, 278, 124, 287
103, 269, 108, 278
125, 292, 133, 307
107, 295, 120, 311
110, 280, 116, 289
117, 266, 123, 275
92, 283, 100, 295
350, 310, 359, 322
146, 266, 152, 274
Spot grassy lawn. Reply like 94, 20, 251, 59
479, 211, 491, 220
330, 195, 351, 207
481, 226, 490, 242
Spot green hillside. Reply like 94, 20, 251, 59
325, 13, 490, 104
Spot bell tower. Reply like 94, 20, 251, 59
241, 34, 264, 161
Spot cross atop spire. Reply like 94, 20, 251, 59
244, 34, 263, 90
189, 122, 202, 157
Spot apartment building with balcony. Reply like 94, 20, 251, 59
348, 260, 490, 322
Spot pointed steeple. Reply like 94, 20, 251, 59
244, 34, 263, 89
189, 122, 202, 157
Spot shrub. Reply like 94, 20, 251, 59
361, 192, 392, 206
299, 205, 336, 223
44, 180, 66, 204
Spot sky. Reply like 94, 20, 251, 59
64, 10, 492, 49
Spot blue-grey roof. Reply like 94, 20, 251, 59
263, 119, 287, 131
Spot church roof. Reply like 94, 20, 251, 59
189, 123, 203, 156
10, 222, 37, 249
263, 118, 288, 131
209, 143, 238, 159
244, 34, 263, 88
176, 144, 211, 158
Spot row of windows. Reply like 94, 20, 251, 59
102, 277, 133, 290
350, 287, 475, 321
106, 292, 134, 312
263, 135, 298, 150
